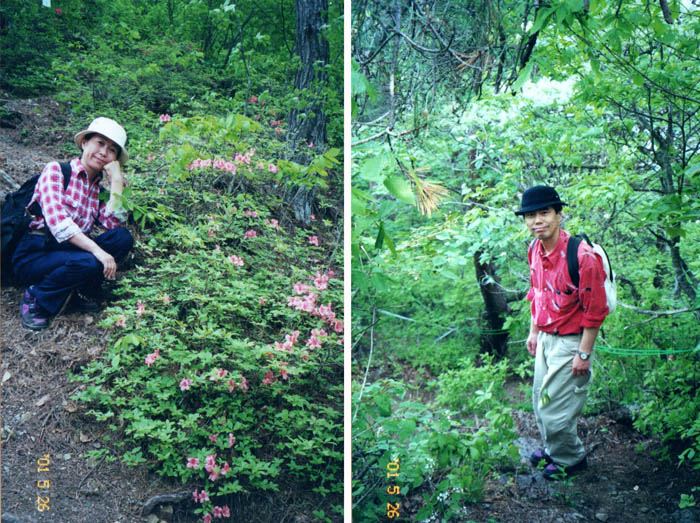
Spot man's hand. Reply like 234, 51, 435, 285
527, 331, 538, 356
572, 354, 591, 376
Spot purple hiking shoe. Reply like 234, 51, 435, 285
20, 287, 49, 331
542, 456, 588, 480
530, 448, 553, 466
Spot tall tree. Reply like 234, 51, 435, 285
288, 0, 330, 223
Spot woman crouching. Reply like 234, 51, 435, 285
12, 117, 134, 330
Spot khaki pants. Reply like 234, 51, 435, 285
532, 331, 591, 467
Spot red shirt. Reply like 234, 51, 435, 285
526, 229, 609, 335
27, 158, 124, 243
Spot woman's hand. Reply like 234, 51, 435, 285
103, 160, 123, 186
94, 248, 117, 279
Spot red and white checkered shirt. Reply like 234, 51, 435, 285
27, 158, 125, 243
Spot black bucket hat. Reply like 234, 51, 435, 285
514, 185, 567, 215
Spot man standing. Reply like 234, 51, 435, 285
515, 185, 609, 480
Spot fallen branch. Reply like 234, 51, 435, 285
142, 491, 191, 516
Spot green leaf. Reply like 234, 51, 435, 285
384, 176, 415, 204
511, 61, 534, 91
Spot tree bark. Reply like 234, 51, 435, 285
287, 0, 329, 223
473, 252, 510, 358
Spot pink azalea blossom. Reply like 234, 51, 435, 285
313, 271, 329, 290
294, 282, 312, 295
310, 214, 316, 220
249, 96, 258, 103
280, 368, 288, 380
215, 244, 221, 252
213, 507, 224, 518
228, 433, 236, 448
159, 114, 171, 123
144, 349, 160, 367
158, 188, 165, 194
221, 462, 230, 475
309, 235, 319, 246
180, 378, 193, 391
209, 434, 218, 443
268, 163, 278, 174
262, 371, 275, 385
259, 297, 266, 305
203, 513, 212, 523
244, 229, 258, 238
136, 300, 146, 316
208, 469, 220, 482
193, 489, 200, 502
163, 295, 171, 304
239, 376, 249, 391
306, 337, 322, 349
333, 319, 344, 333
228, 254, 244, 266
186, 457, 200, 469
221, 506, 230, 518
147, 154, 155, 163
115, 315, 126, 328
199, 490, 209, 503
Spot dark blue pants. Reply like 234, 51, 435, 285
12, 227, 133, 315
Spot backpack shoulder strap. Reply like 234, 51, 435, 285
58, 161, 72, 190
566, 234, 582, 288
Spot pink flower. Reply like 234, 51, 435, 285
221, 462, 230, 475
180, 378, 193, 391
259, 297, 266, 305
158, 188, 164, 194
215, 244, 221, 252
186, 457, 199, 469
115, 315, 126, 328
209, 434, 218, 443
213, 507, 224, 518
222, 506, 230, 518
199, 490, 210, 503
239, 376, 249, 391
163, 294, 171, 304
244, 229, 258, 238
243, 209, 259, 218
309, 236, 319, 246
147, 154, 155, 163
265, 218, 279, 229
280, 368, 288, 380
205, 454, 217, 470
193, 489, 199, 502
313, 271, 329, 290
306, 337, 322, 349
203, 513, 212, 523
249, 96, 258, 103
307, 141, 314, 148
294, 282, 312, 294
262, 371, 275, 385
55, 8, 63, 14
144, 349, 160, 367
159, 114, 171, 123
228, 433, 236, 447
333, 319, 344, 333
268, 163, 278, 174
136, 300, 146, 316
310, 214, 316, 220
208, 469, 220, 482
228, 254, 244, 266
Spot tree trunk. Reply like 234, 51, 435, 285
473, 252, 510, 358
287, 0, 329, 223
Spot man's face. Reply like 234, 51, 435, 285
523, 206, 561, 243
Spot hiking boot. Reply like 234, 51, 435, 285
530, 448, 553, 466
20, 288, 49, 331
542, 457, 588, 480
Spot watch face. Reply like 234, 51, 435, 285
578, 352, 589, 360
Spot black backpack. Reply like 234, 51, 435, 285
566, 232, 617, 313
1, 162, 72, 282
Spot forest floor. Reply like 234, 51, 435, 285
0, 97, 300, 523
395, 366, 700, 523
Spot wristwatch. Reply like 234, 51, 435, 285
576, 350, 591, 360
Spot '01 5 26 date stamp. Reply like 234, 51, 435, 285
36, 453, 50, 512
386, 458, 400, 519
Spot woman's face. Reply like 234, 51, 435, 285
81, 133, 120, 176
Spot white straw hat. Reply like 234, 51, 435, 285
74, 117, 129, 164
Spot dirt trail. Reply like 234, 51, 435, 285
0, 96, 198, 522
